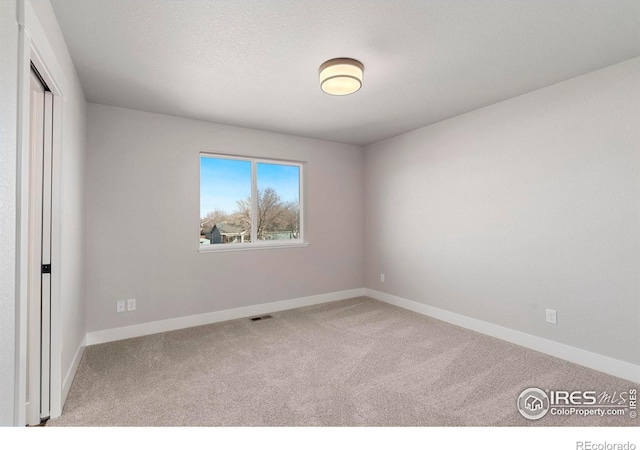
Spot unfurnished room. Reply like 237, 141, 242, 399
1, 0, 639, 446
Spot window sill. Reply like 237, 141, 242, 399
198, 241, 309, 253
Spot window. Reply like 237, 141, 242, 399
199, 154, 305, 251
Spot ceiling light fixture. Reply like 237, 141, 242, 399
319, 58, 364, 96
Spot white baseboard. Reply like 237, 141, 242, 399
86, 288, 365, 346
365, 288, 640, 384
61, 336, 86, 413
84, 286, 639, 383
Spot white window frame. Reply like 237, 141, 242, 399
199, 152, 307, 253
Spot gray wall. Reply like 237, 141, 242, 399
364, 57, 640, 365
85, 104, 365, 333
0, 0, 19, 426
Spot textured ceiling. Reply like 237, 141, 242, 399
50, 0, 640, 146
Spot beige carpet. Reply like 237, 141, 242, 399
48, 297, 638, 426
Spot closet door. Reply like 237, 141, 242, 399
26, 67, 53, 425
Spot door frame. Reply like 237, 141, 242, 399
16, 1, 65, 425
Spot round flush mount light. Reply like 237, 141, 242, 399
319, 58, 364, 96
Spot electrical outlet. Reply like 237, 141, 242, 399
380, 273, 385, 283
116, 300, 125, 313
127, 298, 136, 311
546, 309, 557, 325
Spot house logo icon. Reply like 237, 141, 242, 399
525, 395, 543, 411
517, 388, 550, 420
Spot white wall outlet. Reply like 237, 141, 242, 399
116, 300, 125, 313
546, 309, 557, 324
380, 273, 385, 283
127, 298, 136, 311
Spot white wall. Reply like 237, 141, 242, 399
0, 0, 86, 425
85, 104, 364, 333
28, 0, 87, 395
364, 57, 640, 365
0, 0, 20, 426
